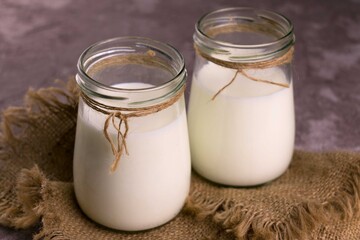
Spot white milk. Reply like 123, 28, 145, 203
188, 62, 295, 186
73, 83, 191, 231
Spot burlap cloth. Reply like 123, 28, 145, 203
0, 80, 359, 240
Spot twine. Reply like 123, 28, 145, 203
79, 50, 185, 172
80, 85, 185, 172
195, 23, 294, 100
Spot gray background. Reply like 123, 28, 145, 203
0, 0, 359, 239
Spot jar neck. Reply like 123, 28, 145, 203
194, 7, 295, 63
76, 37, 186, 108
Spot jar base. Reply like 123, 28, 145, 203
76, 197, 186, 232
192, 164, 291, 187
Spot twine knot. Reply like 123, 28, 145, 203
195, 45, 294, 100
80, 84, 185, 173
195, 23, 295, 100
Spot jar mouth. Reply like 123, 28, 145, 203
76, 36, 186, 103
194, 7, 295, 62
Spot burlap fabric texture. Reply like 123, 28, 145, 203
0, 80, 359, 240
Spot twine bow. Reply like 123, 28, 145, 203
80, 85, 185, 173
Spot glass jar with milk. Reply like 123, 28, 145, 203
73, 37, 191, 231
188, 7, 295, 186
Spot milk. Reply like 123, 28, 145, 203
188, 62, 295, 186
73, 83, 191, 231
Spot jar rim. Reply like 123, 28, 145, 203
194, 7, 295, 62
76, 36, 186, 99
195, 7, 294, 49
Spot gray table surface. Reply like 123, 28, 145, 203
1, 0, 359, 239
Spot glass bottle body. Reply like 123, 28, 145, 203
73, 37, 191, 230
188, 8, 295, 186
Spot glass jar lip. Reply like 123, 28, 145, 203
77, 36, 186, 96
195, 7, 294, 49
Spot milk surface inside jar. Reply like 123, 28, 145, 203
188, 8, 296, 186
73, 37, 191, 231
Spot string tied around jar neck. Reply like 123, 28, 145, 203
194, 23, 295, 100
80, 84, 185, 173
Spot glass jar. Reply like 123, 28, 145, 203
188, 7, 295, 186
74, 37, 191, 231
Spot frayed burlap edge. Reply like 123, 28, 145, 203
0, 166, 45, 229
0, 79, 79, 231
24, 168, 71, 240
1, 165, 71, 240
185, 156, 360, 240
